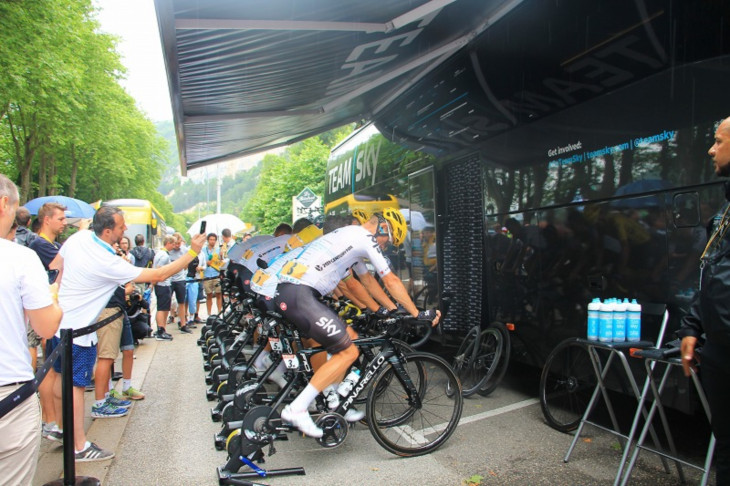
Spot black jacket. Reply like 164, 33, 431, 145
678, 182, 730, 372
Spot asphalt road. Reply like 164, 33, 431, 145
35, 325, 716, 486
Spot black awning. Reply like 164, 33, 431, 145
154, 0, 524, 174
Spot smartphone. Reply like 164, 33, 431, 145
47, 269, 59, 284
200, 220, 207, 234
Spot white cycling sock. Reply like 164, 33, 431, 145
253, 350, 270, 371
268, 361, 288, 388
123, 379, 132, 392
95, 399, 106, 408
289, 384, 320, 413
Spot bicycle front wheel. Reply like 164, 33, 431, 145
539, 338, 595, 433
366, 353, 463, 457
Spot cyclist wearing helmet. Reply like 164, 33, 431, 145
270, 209, 439, 437
350, 208, 370, 225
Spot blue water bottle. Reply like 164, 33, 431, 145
587, 298, 600, 340
598, 299, 614, 342
613, 298, 627, 342
627, 299, 642, 341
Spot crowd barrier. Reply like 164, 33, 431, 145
0, 308, 123, 486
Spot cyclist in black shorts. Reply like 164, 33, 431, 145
261, 209, 439, 437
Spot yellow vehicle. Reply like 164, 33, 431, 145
102, 199, 167, 249
323, 193, 399, 218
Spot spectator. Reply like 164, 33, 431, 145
201, 233, 223, 315
92, 286, 133, 418
153, 236, 177, 340
185, 250, 202, 328
46, 206, 204, 461
29, 202, 66, 439
129, 234, 153, 295
167, 233, 192, 333
220, 228, 233, 260
0, 174, 62, 483
119, 235, 135, 265
29, 202, 67, 271
126, 287, 151, 343
14, 206, 36, 247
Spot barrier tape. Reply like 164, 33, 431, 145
186, 276, 221, 283
0, 308, 124, 420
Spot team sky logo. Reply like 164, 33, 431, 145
315, 316, 341, 337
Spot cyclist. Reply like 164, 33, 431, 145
264, 209, 439, 437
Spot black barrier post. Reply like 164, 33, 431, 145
44, 329, 100, 486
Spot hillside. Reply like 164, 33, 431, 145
155, 120, 265, 218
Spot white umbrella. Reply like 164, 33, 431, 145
187, 214, 248, 237
400, 209, 428, 231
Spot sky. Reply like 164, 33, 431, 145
93, 0, 173, 122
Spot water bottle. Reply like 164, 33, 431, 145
337, 368, 361, 397
627, 299, 642, 341
613, 298, 627, 342
598, 299, 614, 342
324, 385, 340, 410
587, 298, 601, 340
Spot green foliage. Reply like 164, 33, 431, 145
242, 126, 352, 233
0, 0, 167, 208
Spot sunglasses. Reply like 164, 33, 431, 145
376, 221, 392, 243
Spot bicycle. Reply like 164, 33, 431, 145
221, 312, 463, 477
538, 337, 596, 432
450, 322, 510, 397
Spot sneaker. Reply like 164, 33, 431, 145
194, 316, 204, 323
343, 407, 365, 423
75, 442, 114, 462
281, 405, 323, 438
179, 325, 193, 334
122, 387, 145, 400
45, 428, 63, 442
155, 329, 173, 341
107, 390, 132, 408
186, 320, 198, 329
167, 316, 174, 325
91, 402, 129, 419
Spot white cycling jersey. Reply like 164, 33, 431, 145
241, 234, 290, 273
227, 235, 272, 263
252, 225, 391, 297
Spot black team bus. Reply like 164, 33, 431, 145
324, 0, 730, 417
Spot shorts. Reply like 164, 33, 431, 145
26, 323, 41, 348
49, 337, 97, 388
155, 285, 172, 311
171, 281, 187, 304
96, 308, 124, 359
203, 277, 221, 295
197, 282, 205, 302
273, 283, 352, 354
120, 315, 134, 351
237, 267, 254, 296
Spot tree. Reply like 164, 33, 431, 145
243, 126, 352, 233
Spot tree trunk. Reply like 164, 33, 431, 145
7, 107, 38, 203
38, 149, 48, 196
68, 144, 78, 198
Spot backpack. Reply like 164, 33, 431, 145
131, 246, 154, 268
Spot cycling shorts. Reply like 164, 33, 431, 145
273, 283, 351, 354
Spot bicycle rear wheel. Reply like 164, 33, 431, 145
366, 353, 463, 456
477, 322, 510, 397
539, 338, 594, 433
450, 326, 484, 397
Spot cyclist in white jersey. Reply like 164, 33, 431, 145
270, 209, 439, 437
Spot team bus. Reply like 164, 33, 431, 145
324, 0, 730, 415
103, 199, 167, 249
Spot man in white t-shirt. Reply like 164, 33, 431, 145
46, 205, 205, 462
0, 175, 63, 484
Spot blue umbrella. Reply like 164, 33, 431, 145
24, 196, 96, 218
